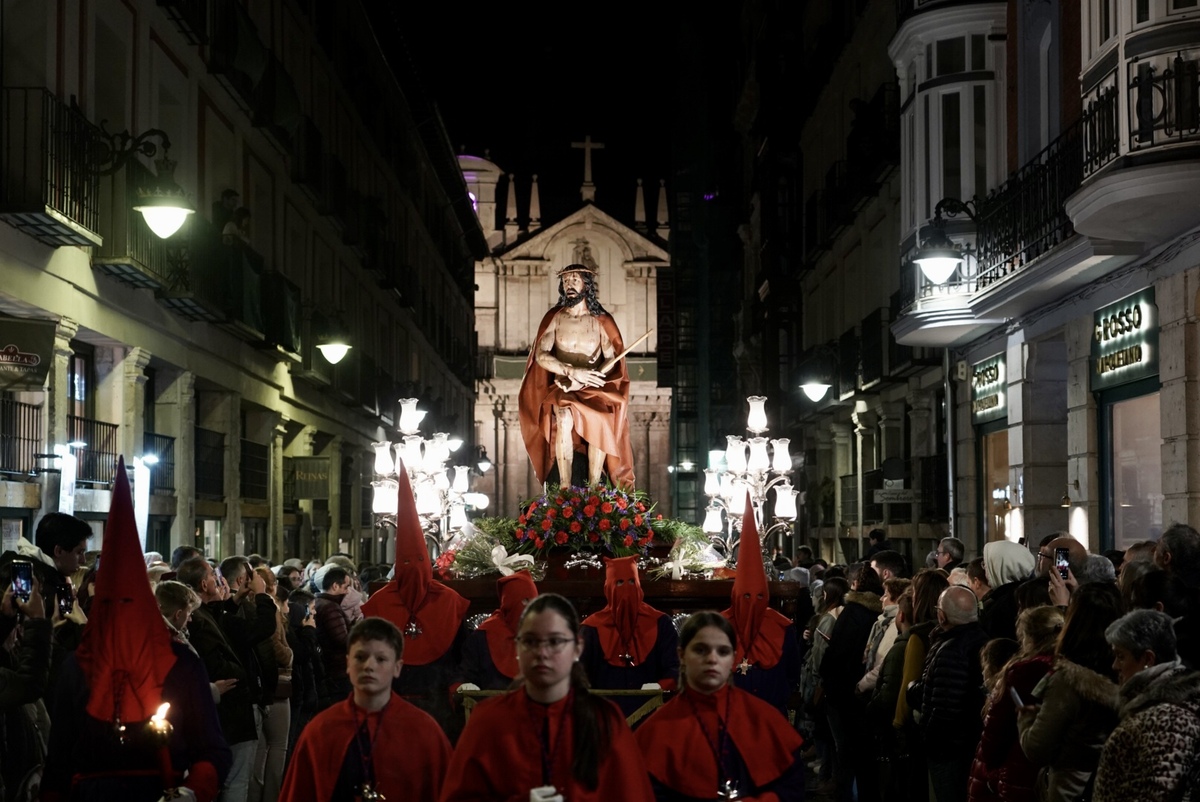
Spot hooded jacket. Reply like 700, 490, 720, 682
1093, 662, 1200, 802
818, 590, 883, 700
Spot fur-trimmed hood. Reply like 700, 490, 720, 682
1117, 661, 1200, 720
845, 590, 883, 614
1049, 656, 1121, 712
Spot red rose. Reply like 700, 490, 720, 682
546, 508, 556, 520
562, 506, 574, 518
518, 515, 526, 525
619, 518, 631, 531
589, 533, 600, 543
616, 498, 628, 510
534, 536, 544, 549
571, 496, 582, 505
634, 515, 644, 526
528, 502, 538, 515
623, 535, 635, 547
570, 521, 582, 534
584, 505, 597, 518
639, 535, 652, 546
656, 514, 663, 520
599, 519, 612, 531
555, 496, 565, 506
600, 502, 614, 514
636, 501, 645, 512
555, 530, 569, 545
588, 495, 600, 505
541, 519, 553, 531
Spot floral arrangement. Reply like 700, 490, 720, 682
438, 516, 546, 580
515, 484, 654, 557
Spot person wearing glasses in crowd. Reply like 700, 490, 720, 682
440, 593, 654, 802
635, 611, 805, 801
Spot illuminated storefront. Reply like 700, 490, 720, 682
971, 353, 1009, 544
1092, 289, 1162, 550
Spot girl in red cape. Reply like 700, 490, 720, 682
635, 611, 805, 801
440, 593, 655, 802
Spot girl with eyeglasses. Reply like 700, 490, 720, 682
440, 593, 654, 802
635, 611, 805, 800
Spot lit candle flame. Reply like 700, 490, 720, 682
151, 702, 171, 732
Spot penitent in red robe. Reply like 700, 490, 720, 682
636, 683, 805, 802
518, 307, 636, 487
279, 692, 450, 802
440, 687, 655, 802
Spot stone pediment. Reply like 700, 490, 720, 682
497, 204, 669, 264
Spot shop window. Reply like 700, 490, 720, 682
1109, 391, 1163, 549
980, 425, 1010, 543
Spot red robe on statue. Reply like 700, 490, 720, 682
440, 688, 655, 802
279, 692, 450, 802
518, 307, 636, 487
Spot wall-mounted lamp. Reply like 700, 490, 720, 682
913, 197, 978, 285
94, 126, 194, 238
1061, 479, 1079, 508
475, 446, 493, 474
315, 315, 352, 365
798, 343, 838, 402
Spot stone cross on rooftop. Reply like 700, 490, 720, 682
571, 135, 605, 202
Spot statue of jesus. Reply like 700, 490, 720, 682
518, 263, 635, 488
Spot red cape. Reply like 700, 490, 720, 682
636, 684, 803, 798
441, 688, 655, 802
722, 497, 791, 670
361, 579, 469, 666
476, 571, 538, 678
517, 307, 635, 487
581, 555, 664, 666
279, 692, 450, 802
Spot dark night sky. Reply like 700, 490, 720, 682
373, 1, 678, 226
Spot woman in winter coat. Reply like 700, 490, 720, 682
1093, 609, 1200, 802
1016, 580, 1123, 802
968, 605, 1064, 802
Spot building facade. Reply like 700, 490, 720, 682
0, 0, 484, 562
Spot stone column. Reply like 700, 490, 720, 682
1158, 269, 1200, 532
631, 409, 653, 494
324, 436, 343, 559
162, 371, 195, 549
1011, 335, 1068, 543
499, 407, 523, 516
648, 416, 672, 516
120, 348, 152, 459
852, 404, 878, 549
269, 415, 289, 560
1064, 317, 1100, 549
46, 318, 79, 447
907, 389, 935, 542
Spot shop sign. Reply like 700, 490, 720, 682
971, 354, 1006, 424
1092, 288, 1158, 392
291, 456, 330, 500
0, 318, 54, 390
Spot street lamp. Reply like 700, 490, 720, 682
94, 127, 194, 238
370, 398, 489, 558
913, 197, 978, 285
702, 396, 799, 561
798, 344, 837, 402
315, 314, 352, 365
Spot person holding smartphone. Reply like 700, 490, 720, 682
0, 570, 51, 798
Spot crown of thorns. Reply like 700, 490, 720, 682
556, 263, 597, 278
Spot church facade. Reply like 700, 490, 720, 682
461, 152, 674, 518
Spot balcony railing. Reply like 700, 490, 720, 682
1129, 55, 1200, 151
1082, 78, 1120, 178
143, 431, 176, 493
0, 398, 40, 477
67, 415, 118, 486
840, 469, 885, 526
93, 157, 172, 289
975, 121, 1083, 287
194, 426, 224, 499
240, 439, 268, 501
0, 87, 102, 247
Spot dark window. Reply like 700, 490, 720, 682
68, 341, 95, 419
943, 93, 962, 202
937, 38, 966, 76
971, 35, 986, 71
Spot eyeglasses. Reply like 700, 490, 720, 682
936, 550, 948, 556
515, 636, 576, 653
1037, 552, 1052, 561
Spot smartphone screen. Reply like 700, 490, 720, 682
1054, 547, 1070, 580
1009, 686, 1024, 708
57, 585, 74, 617
11, 561, 33, 603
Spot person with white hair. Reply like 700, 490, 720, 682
912, 585, 990, 802
980, 539, 1037, 641
1093, 610, 1200, 802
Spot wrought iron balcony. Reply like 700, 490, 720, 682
240, 438, 268, 501
67, 415, 118, 486
194, 426, 224, 500
0, 88, 102, 247
0, 398, 41, 477
143, 431, 176, 493
93, 157, 172, 289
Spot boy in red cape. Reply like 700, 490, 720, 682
579, 555, 679, 716
720, 497, 802, 715
41, 457, 231, 801
279, 617, 451, 801
361, 463, 469, 736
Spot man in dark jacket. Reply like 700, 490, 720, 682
314, 566, 353, 709
178, 556, 260, 802
915, 585, 990, 802
819, 566, 884, 802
